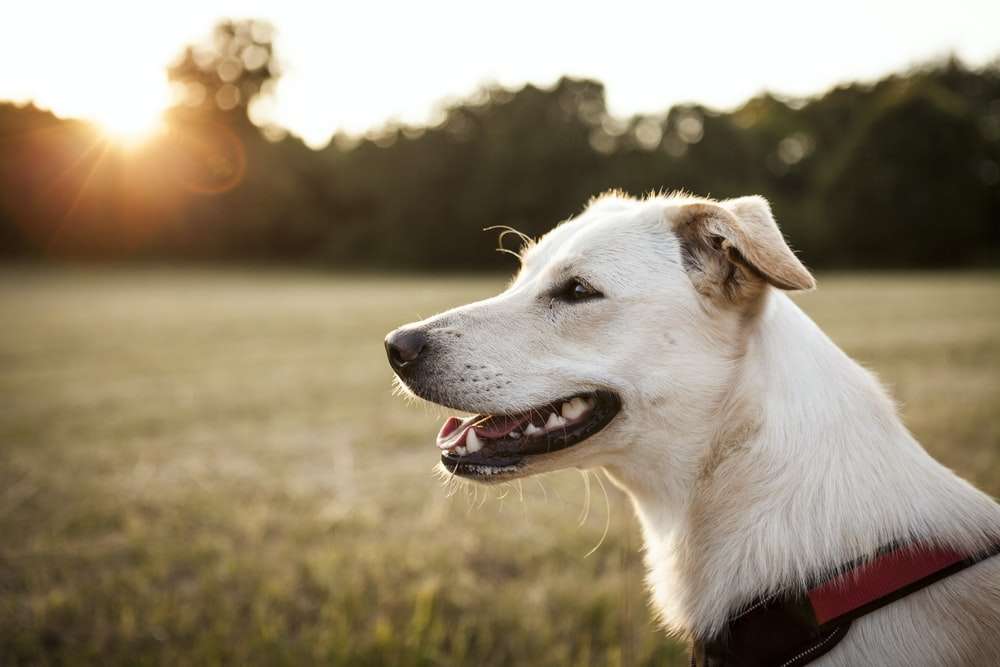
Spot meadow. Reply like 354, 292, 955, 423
1, 267, 998, 666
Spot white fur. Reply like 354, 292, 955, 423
393, 193, 1000, 665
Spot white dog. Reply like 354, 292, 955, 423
385, 193, 1000, 666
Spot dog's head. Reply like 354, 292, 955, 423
386, 193, 814, 484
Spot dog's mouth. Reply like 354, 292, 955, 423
437, 391, 621, 480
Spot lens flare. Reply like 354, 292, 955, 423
94, 108, 164, 147
89, 86, 169, 148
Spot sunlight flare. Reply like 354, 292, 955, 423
93, 107, 165, 147
89, 87, 168, 148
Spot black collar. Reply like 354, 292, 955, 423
690, 542, 1000, 667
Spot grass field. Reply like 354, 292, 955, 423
1, 268, 998, 666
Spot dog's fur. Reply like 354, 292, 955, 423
391, 193, 1000, 665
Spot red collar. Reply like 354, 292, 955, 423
691, 542, 1000, 667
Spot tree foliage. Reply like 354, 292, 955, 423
167, 20, 279, 126
0, 22, 997, 270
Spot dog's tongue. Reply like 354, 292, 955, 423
436, 413, 527, 449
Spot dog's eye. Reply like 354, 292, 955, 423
553, 278, 602, 303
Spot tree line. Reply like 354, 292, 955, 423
1, 20, 998, 270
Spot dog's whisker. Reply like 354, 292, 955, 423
484, 224, 534, 247
495, 247, 523, 263
584, 470, 612, 558
533, 477, 549, 504
578, 468, 592, 528
483, 225, 535, 263
466, 483, 480, 514
443, 471, 463, 498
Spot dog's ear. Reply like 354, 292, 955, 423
670, 196, 815, 302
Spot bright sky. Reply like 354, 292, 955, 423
1, 0, 997, 148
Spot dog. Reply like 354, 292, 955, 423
385, 192, 1000, 666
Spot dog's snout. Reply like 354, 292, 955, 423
385, 328, 428, 372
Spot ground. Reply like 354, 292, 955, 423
1, 268, 997, 666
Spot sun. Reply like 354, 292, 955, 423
96, 108, 164, 148
91, 91, 168, 148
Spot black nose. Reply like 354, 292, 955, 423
385, 328, 428, 372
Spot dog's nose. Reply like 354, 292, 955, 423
385, 328, 428, 372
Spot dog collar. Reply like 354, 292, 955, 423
690, 542, 1000, 667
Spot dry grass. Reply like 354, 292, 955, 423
0, 267, 997, 666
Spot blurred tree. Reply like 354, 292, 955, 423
822, 81, 996, 266
0, 33, 997, 269
157, 20, 336, 261
167, 20, 280, 128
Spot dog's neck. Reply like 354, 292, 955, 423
605, 290, 1000, 638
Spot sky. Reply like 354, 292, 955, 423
1, 0, 998, 148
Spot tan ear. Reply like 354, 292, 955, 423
670, 196, 815, 301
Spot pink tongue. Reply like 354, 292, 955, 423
473, 414, 528, 438
438, 417, 463, 440
436, 413, 529, 450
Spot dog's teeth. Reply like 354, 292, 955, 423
466, 429, 483, 453
545, 413, 567, 430
510, 431, 521, 439
524, 423, 541, 436
561, 397, 588, 420
456, 445, 467, 456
